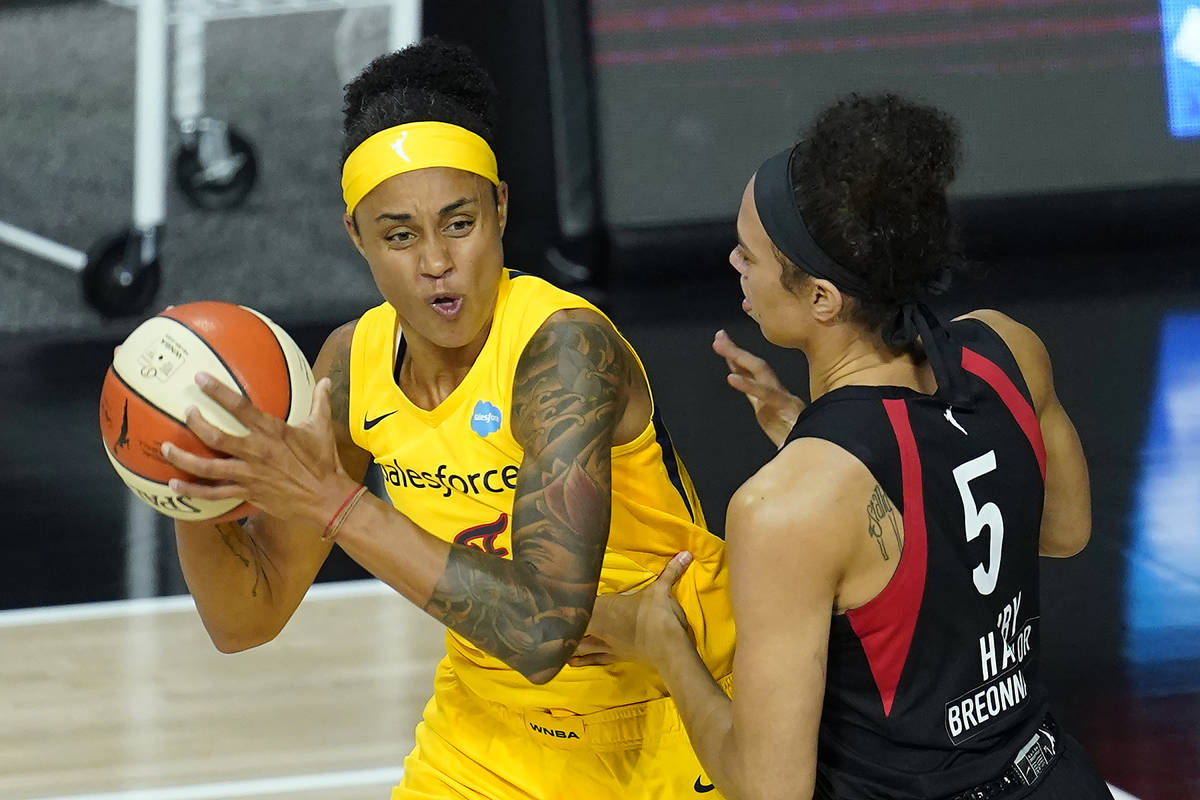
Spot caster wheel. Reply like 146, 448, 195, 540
83, 229, 162, 318
174, 125, 258, 211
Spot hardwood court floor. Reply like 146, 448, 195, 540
0, 582, 443, 800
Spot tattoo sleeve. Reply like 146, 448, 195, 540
423, 318, 628, 683
866, 485, 903, 561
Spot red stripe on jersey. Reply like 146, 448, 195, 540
961, 348, 1047, 480
846, 399, 929, 717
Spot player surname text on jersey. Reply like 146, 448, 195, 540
945, 667, 1029, 743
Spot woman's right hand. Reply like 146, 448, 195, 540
712, 329, 804, 449
568, 551, 696, 671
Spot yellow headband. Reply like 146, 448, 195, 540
341, 121, 500, 215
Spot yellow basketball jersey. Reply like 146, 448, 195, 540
349, 270, 735, 713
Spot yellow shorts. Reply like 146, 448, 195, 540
392, 666, 732, 800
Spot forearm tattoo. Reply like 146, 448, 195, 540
216, 519, 274, 599
424, 318, 628, 682
866, 485, 903, 561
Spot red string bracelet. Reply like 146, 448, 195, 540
321, 485, 369, 542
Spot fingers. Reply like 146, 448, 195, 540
567, 652, 620, 667
195, 372, 274, 433
160, 440, 238, 482
573, 634, 610, 655
657, 551, 694, 589
567, 635, 620, 667
712, 328, 739, 355
713, 329, 769, 376
727, 372, 762, 398
310, 378, 341, 450
159, 440, 246, 500
180, 399, 254, 460
712, 329, 748, 375
165, 475, 246, 501
727, 372, 790, 404
309, 377, 333, 424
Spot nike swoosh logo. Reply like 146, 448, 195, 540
694, 776, 716, 793
363, 410, 398, 430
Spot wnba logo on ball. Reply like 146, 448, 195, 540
471, 400, 502, 437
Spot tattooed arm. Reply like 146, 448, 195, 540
427, 310, 630, 681
331, 309, 637, 683
174, 321, 373, 652
171, 304, 636, 677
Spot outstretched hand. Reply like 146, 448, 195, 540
568, 551, 695, 670
713, 329, 804, 448
160, 373, 358, 527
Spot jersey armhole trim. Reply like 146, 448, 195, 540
961, 347, 1047, 481
845, 398, 929, 717
347, 308, 380, 451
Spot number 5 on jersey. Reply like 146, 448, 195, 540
953, 451, 1004, 595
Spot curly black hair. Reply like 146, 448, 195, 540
341, 37, 499, 166
783, 93, 963, 337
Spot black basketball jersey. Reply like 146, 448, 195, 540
786, 318, 1052, 800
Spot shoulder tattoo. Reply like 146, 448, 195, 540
866, 485, 903, 561
325, 338, 353, 434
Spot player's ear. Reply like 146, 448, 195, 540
810, 278, 845, 322
494, 181, 509, 236
344, 213, 365, 256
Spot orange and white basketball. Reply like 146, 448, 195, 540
98, 301, 315, 521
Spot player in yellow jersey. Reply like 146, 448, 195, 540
160, 39, 735, 799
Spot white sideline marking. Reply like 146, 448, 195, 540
15, 766, 403, 800
0, 579, 392, 627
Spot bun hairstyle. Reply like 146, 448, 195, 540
785, 93, 963, 336
341, 37, 500, 165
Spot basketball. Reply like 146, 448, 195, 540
99, 301, 315, 521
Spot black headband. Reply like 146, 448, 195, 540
752, 146, 970, 407
752, 147, 872, 298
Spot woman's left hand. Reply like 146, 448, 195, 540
569, 551, 695, 669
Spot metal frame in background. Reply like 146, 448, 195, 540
0, 0, 419, 319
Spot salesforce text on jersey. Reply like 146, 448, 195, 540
380, 460, 519, 498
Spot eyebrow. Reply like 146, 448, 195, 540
373, 196, 477, 224
439, 196, 476, 215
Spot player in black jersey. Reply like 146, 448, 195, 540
571, 94, 1115, 800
